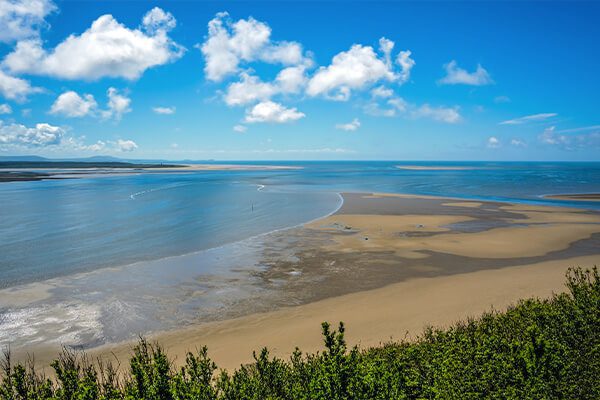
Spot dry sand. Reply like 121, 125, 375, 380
10, 192, 600, 372
90, 255, 598, 371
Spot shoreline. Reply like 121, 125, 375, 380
5, 192, 600, 370
543, 193, 600, 202
0, 163, 302, 183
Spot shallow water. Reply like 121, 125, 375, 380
1, 161, 599, 349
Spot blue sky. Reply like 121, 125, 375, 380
0, 1, 598, 161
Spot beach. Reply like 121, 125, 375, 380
9, 192, 600, 371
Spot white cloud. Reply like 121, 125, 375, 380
224, 73, 277, 106
0, 120, 63, 147
412, 104, 462, 124
102, 87, 131, 120
378, 37, 394, 67
50, 91, 97, 117
365, 95, 407, 117
200, 12, 309, 82
152, 106, 175, 115
233, 124, 247, 133
244, 101, 305, 123
49, 88, 131, 120
141, 7, 176, 34
538, 126, 600, 151
487, 136, 500, 148
0, 119, 139, 152
335, 118, 360, 131
115, 139, 137, 152
0, 104, 12, 114
370, 85, 393, 99
538, 126, 568, 146
553, 125, 600, 134
275, 66, 307, 94
0, 70, 42, 101
438, 60, 493, 86
537, 126, 600, 150
510, 138, 526, 147
0, 0, 56, 43
396, 50, 415, 83
500, 113, 557, 125
2, 8, 184, 80
223, 67, 308, 106
306, 40, 409, 100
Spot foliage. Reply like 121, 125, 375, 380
1, 267, 598, 399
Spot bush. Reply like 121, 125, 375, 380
1, 267, 598, 399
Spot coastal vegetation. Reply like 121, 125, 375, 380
1, 267, 598, 399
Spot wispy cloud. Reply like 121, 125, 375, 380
438, 60, 493, 86
152, 106, 175, 115
335, 118, 360, 131
500, 113, 557, 125
538, 126, 600, 150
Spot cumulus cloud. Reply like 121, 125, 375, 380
49, 88, 130, 120
200, 12, 310, 82
233, 124, 247, 133
152, 106, 175, 115
0, 119, 138, 152
2, 8, 184, 80
115, 139, 137, 152
0, 70, 42, 101
306, 38, 413, 100
244, 101, 305, 123
224, 73, 277, 106
0, 104, 12, 114
438, 60, 493, 86
142, 7, 176, 34
335, 118, 360, 131
412, 104, 462, 124
500, 113, 557, 125
102, 88, 131, 120
223, 67, 309, 106
0, 0, 56, 43
50, 91, 97, 117
487, 136, 500, 148
275, 66, 308, 94
510, 138, 526, 147
0, 120, 65, 147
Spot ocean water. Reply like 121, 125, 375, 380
0, 161, 599, 348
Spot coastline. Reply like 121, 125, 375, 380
7, 191, 600, 371
544, 193, 600, 202
0, 163, 302, 183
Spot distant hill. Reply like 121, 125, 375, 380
0, 160, 183, 169
0, 155, 217, 164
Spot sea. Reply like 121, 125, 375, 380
1, 161, 599, 348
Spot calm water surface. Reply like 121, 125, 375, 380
0, 161, 599, 348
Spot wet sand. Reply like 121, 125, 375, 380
544, 193, 600, 202
9, 192, 600, 371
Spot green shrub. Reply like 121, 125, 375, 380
1, 267, 598, 399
